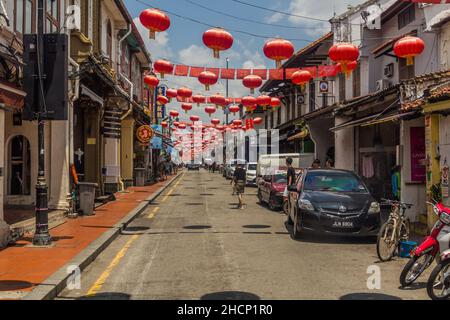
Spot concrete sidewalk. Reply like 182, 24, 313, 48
0, 173, 182, 300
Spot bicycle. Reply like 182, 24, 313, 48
376, 198, 413, 262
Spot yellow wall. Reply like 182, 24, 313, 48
425, 113, 441, 229
121, 118, 135, 180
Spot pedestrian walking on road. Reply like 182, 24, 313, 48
232, 163, 246, 209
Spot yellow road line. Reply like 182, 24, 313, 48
86, 234, 139, 296
147, 206, 160, 219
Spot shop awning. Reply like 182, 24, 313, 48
330, 110, 418, 132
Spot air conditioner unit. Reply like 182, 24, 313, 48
376, 79, 391, 91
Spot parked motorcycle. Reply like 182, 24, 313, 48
399, 201, 450, 288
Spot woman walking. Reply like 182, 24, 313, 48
231, 163, 246, 209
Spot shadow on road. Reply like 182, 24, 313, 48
201, 291, 260, 300
340, 292, 402, 300
242, 225, 271, 229
76, 292, 131, 300
183, 225, 212, 230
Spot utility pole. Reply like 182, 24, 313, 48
33, 0, 51, 246
225, 57, 229, 125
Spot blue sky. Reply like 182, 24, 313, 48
124, 0, 362, 122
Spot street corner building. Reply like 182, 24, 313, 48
0, 0, 157, 247
257, 0, 450, 235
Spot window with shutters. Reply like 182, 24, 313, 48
398, 4, 415, 30
352, 63, 361, 98
398, 57, 415, 80
14, 0, 35, 34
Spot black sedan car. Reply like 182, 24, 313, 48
187, 163, 200, 171
287, 169, 381, 238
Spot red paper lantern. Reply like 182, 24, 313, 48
192, 94, 206, 106
394, 36, 425, 66
190, 115, 200, 122
263, 38, 295, 68
153, 60, 173, 78
246, 105, 257, 113
177, 87, 193, 99
181, 103, 192, 113
169, 110, 179, 118
243, 75, 263, 94
270, 97, 281, 108
139, 9, 170, 40
202, 27, 234, 59
178, 123, 186, 129
242, 96, 257, 107
253, 117, 263, 125
205, 105, 216, 117
210, 94, 226, 107
166, 88, 177, 102
198, 71, 218, 91
144, 75, 159, 88
336, 60, 358, 79
157, 95, 169, 105
329, 43, 359, 73
173, 121, 180, 127
256, 95, 271, 107
292, 70, 312, 90
211, 118, 221, 125
229, 105, 240, 115
161, 121, 168, 128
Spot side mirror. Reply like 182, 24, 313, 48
287, 185, 298, 192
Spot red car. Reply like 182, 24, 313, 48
257, 172, 287, 211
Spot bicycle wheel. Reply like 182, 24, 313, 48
377, 220, 397, 262
427, 259, 450, 300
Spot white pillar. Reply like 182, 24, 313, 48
49, 120, 70, 210
0, 109, 9, 247
334, 115, 355, 171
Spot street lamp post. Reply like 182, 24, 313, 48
33, 0, 51, 246
225, 57, 229, 125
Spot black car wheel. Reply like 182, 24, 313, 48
268, 194, 276, 211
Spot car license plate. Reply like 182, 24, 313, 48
332, 221, 354, 228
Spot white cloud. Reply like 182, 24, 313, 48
265, 0, 363, 37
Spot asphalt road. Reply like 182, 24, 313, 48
57, 169, 430, 300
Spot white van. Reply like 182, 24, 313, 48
256, 153, 314, 177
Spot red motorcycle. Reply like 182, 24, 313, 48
400, 201, 450, 288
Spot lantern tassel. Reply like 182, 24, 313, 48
160, 73, 165, 79
406, 56, 414, 66
205, 84, 210, 91
213, 49, 220, 59
149, 30, 156, 40
250, 88, 254, 94
341, 62, 348, 74
346, 71, 351, 80
276, 60, 281, 69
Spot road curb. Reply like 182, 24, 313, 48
23, 172, 183, 300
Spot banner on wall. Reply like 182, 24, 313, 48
410, 127, 426, 182
151, 125, 163, 150
155, 85, 167, 122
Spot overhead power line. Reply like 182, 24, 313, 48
183, 0, 322, 30
134, 0, 321, 42
227, 0, 329, 23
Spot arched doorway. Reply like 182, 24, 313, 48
8, 135, 31, 195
